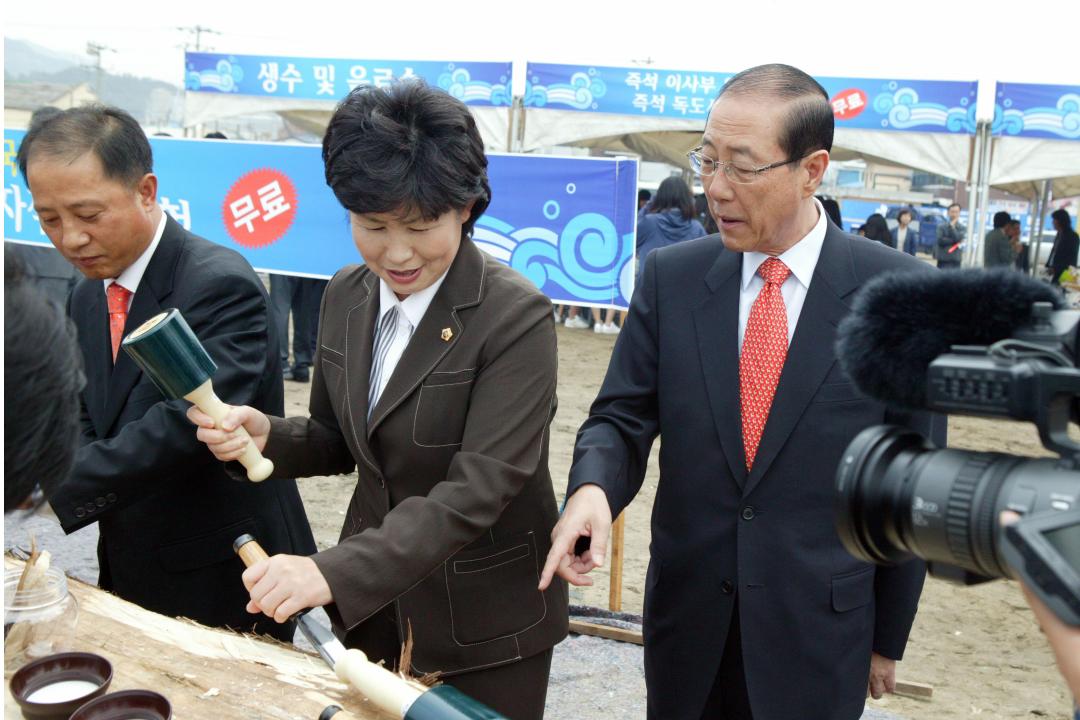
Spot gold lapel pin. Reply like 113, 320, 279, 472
441, 328, 454, 342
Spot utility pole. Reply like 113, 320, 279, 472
177, 25, 222, 52
85, 42, 115, 100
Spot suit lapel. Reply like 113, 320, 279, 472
693, 248, 748, 486
101, 216, 179, 433
82, 285, 113, 436
367, 240, 485, 438
742, 226, 859, 497
343, 272, 380, 469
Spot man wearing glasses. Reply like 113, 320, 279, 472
542, 64, 943, 719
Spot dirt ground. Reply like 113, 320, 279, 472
290, 322, 1074, 720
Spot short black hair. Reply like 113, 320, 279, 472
992, 211, 1012, 229
948, 202, 962, 212
638, 188, 652, 202
817, 196, 843, 227
322, 80, 490, 240
1052, 208, 1073, 230
897, 208, 913, 222
649, 177, 694, 220
18, 104, 153, 189
204, 131, 227, 139
717, 63, 834, 160
4, 248, 84, 511
1007, 219, 1021, 227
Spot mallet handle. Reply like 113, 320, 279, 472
185, 379, 274, 482
233, 536, 423, 719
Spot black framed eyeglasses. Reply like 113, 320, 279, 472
687, 147, 804, 184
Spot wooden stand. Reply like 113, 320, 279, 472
608, 513, 625, 612
3, 558, 389, 720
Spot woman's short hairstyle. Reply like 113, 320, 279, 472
322, 80, 491, 239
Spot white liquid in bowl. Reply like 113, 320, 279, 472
26, 678, 100, 703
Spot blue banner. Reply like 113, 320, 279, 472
525, 62, 730, 120
992, 82, 1080, 140
4, 130, 637, 309
185, 52, 512, 106
523, 62, 978, 134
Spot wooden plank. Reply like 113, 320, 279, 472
894, 680, 934, 700
608, 513, 625, 612
568, 619, 643, 646
4, 558, 393, 720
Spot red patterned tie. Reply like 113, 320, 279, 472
107, 283, 132, 364
740, 258, 791, 470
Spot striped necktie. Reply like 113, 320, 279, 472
368, 306, 400, 420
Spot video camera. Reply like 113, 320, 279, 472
832, 268, 1080, 626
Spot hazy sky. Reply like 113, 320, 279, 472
6, 0, 1080, 91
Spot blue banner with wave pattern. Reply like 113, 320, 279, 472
524, 62, 977, 135
992, 82, 1080, 140
4, 130, 638, 309
185, 52, 512, 106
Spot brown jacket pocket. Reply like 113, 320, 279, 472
445, 532, 546, 645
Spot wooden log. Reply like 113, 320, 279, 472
608, 513, 625, 612
568, 619, 643, 646
4, 558, 394, 720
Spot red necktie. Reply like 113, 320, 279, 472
107, 283, 132, 363
740, 258, 791, 470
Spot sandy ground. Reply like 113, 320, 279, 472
6, 322, 1074, 719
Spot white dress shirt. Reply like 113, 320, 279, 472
102, 211, 167, 310
738, 200, 828, 353
369, 270, 450, 408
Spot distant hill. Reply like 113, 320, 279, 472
5, 37, 182, 125
4, 38, 82, 77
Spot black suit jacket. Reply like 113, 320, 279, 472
1047, 228, 1079, 284
568, 222, 945, 720
55, 216, 315, 640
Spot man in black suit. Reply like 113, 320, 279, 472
18, 105, 316, 640
542, 64, 944, 720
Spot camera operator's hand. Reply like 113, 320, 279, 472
1001, 511, 1080, 706
867, 652, 896, 699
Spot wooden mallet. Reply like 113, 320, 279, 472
233, 535, 508, 720
121, 308, 274, 482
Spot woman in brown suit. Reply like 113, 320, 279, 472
189, 81, 568, 718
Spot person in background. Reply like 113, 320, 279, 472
862, 212, 894, 248
817, 196, 843, 229
18, 104, 316, 640
696, 192, 719, 235
936, 202, 965, 269
269, 275, 328, 382
892, 208, 917, 256
638, 188, 653, 213
1046, 208, 1079, 285
984, 210, 1016, 268
1008, 220, 1029, 273
636, 176, 707, 284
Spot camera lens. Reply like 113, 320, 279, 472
836, 425, 1080, 580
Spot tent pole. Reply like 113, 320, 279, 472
970, 122, 994, 267
964, 122, 987, 267
1030, 179, 1052, 276
506, 97, 517, 153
